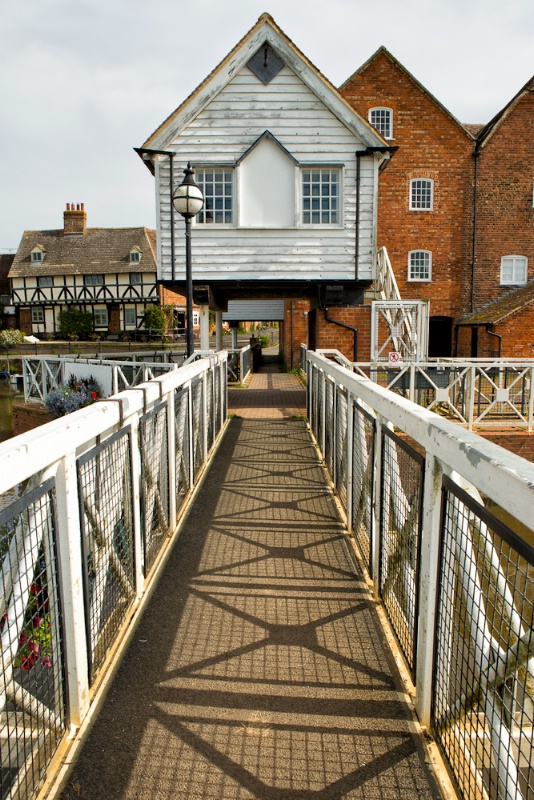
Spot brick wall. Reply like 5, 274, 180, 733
340, 49, 475, 336
12, 404, 52, 436
282, 299, 309, 368
474, 90, 534, 310
314, 306, 372, 362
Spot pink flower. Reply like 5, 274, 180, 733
29, 640, 39, 655
19, 630, 27, 645
33, 615, 43, 628
41, 657, 52, 667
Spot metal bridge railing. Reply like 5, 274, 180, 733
307, 349, 534, 800
348, 360, 534, 431
0, 353, 227, 800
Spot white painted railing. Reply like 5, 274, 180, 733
0, 353, 227, 800
306, 349, 534, 800
22, 356, 183, 404
344, 360, 534, 431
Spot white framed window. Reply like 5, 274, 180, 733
410, 179, 434, 210
501, 255, 527, 285
38, 276, 53, 288
130, 272, 142, 285
124, 307, 136, 326
195, 168, 233, 224
130, 249, 141, 264
31, 249, 44, 263
369, 107, 393, 139
31, 307, 44, 323
408, 250, 432, 281
302, 169, 340, 224
86, 274, 104, 286
94, 307, 108, 327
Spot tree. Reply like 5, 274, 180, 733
143, 304, 166, 337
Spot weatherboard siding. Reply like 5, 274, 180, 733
156, 65, 378, 283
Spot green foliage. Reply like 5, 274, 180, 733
0, 329, 24, 349
143, 304, 165, 336
58, 309, 94, 339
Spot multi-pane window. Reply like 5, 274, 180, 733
408, 250, 432, 281
94, 307, 108, 327
124, 307, 136, 326
86, 274, 104, 286
501, 255, 527, 285
38, 276, 53, 288
195, 169, 233, 224
302, 169, 340, 224
130, 272, 142, 285
31, 250, 43, 263
410, 179, 434, 210
130, 250, 141, 264
31, 307, 44, 323
369, 107, 393, 139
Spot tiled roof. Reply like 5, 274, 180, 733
458, 280, 534, 325
463, 123, 484, 136
475, 75, 534, 149
9, 228, 157, 278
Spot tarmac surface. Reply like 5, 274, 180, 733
58, 358, 443, 800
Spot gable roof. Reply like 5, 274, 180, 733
475, 75, 534, 151
9, 228, 157, 278
340, 46, 475, 141
458, 280, 534, 326
141, 13, 389, 154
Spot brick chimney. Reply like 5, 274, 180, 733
63, 203, 87, 235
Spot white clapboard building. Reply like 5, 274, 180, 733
136, 13, 392, 361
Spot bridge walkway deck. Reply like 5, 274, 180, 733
58, 360, 443, 800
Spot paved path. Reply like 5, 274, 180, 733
58, 366, 442, 800
228, 358, 306, 419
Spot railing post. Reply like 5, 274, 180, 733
371, 416, 385, 598
128, 414, 144, 598
468, 366, 476, 429
202, 369, 208, 464
345, 392, 354, 533
54, 453, 90, 727
166, 384, 177, 533
415, 452, 443, 727
187, 381, 194, 489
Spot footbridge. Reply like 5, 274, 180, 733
1, 350, 534, 800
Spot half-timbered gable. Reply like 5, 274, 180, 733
9, 204, 159, 337
138, 13, 391, 312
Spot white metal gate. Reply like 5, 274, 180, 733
371, 300, 429, 362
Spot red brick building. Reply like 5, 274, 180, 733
340, 47, 476, 357
457, 77, 534, 357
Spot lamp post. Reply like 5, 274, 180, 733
172, 163, 204, 358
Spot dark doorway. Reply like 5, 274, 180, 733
428, 316, 453, 357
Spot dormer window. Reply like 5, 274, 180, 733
130, 249, 141, 264
31, 247, 44, 263
369, 107, 393, 139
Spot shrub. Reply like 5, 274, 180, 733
45, 374, 103, 418
58, 309, 94, 339
143, 304, 165, 337
0, 329, 24, 350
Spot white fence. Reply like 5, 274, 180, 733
0, 353, 227, 800
306, 349, 534, 800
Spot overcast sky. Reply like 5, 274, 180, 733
1, 0, 532, 251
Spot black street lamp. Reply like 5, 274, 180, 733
172, 163, 204, 358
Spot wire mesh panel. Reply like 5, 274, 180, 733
380, 427, 424, 676
351, 403, 375, 575
191, 376, 205, 482
0, 479, 66, 800
140, 401, 170, 575
434, 477, 534, 800
334, 388, 348, 512
78, 428, 135, 682
175, 386, 191, 518
213, 363, 222, 441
